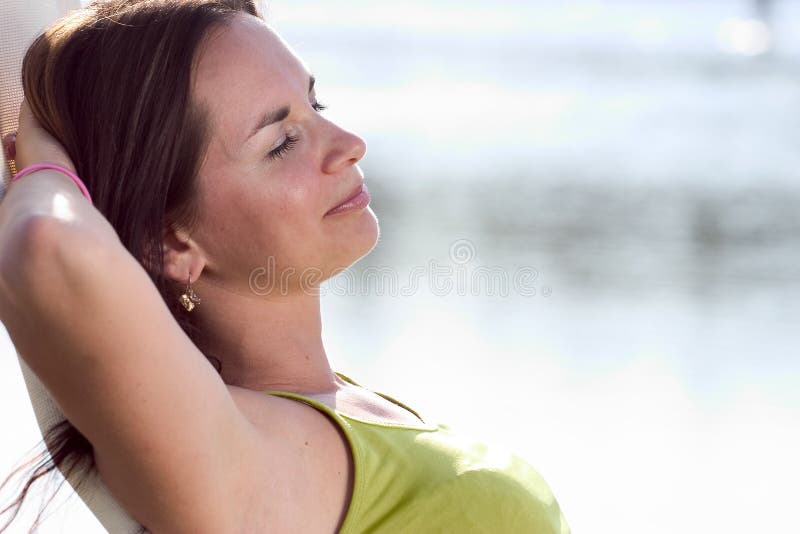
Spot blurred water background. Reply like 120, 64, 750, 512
1, 0, 799, 532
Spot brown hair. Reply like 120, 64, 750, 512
0, 0, 259, 531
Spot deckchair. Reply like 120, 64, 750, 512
0, 1, 143, 531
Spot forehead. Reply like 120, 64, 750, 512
193, 13, 309, 144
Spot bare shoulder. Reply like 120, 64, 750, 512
93, 385, 353, 533
226, 383, 336, 441
224, 384, 355, 533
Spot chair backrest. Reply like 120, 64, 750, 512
1, 1, 144, 531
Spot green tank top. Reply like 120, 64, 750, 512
264, 372, 570, 534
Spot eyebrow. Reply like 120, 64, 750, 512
245, 75, 316, 142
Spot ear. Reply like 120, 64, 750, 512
162, 225, 206, 284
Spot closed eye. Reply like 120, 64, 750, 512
267, 134, 299, 161
266, 99, 327, 160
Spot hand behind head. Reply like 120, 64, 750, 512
14, 99, 76, 172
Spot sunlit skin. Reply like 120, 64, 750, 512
161, 13, 380, 394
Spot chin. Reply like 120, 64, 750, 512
328, 208, 380, 273
357, 213, 381, 260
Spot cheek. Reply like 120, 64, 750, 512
274, 182, 326, 247
197, 164, 327, 266
282, 162, 325, 212
194, 182, 273, 262
270, 165, 328, 234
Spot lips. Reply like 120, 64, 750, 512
325, 182, 369, 216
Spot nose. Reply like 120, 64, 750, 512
321, 123, 367, 175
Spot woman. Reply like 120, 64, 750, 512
0, 0, 569, 532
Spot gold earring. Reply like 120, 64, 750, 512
179, 273, 201, 312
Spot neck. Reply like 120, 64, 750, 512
190, 278, 338, 395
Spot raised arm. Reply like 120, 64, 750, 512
0, 105, 265, 532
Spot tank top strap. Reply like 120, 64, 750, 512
333, 372, 430, 426
262, 389, 344, 423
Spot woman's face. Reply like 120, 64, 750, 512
188, 13, 377, 295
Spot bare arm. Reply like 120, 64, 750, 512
0, 104, 266, 532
